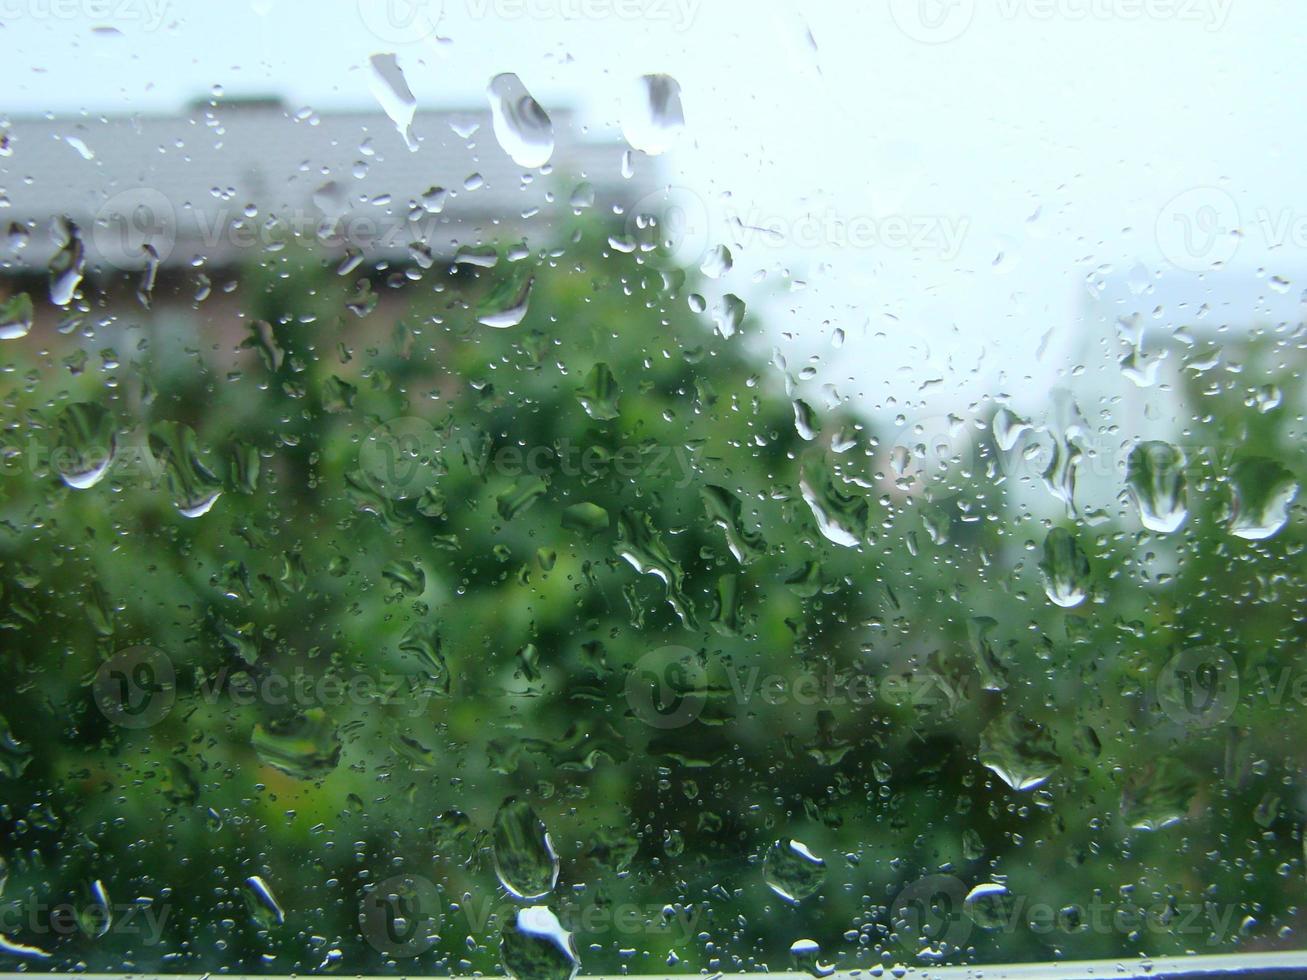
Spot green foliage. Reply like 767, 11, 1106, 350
0, 217, 1303, 973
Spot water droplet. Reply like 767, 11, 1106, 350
478, 273, 535, 328
345, 279, 379, 318
242, 875, 285, 928
487, 73, 554, 169
0, 292, 33, 339
368, 53, 418, 150
622, 73, 685, 156
701, 244, 732, 278
382, 558, 426, 597
1253, 383, 1282, 413
561, 501, 609, 533
701, 485, 765, 565
420, 185, 448, 213
615, 510, 697, 628
399, 623, 450, 695
763, 838, 826, 903
312, 179, 347, 216
492, 798, 559, 900
964, 883, 1014, 931
712, 293, 745, 338
1, 720, 35, 777
250, 708, 341, 779
149, 421, 223, 517
49, 217, 85, 306
455, 244, 500, 268
799, 455, 868, 548
449, 114, 480, 139
790, 939, 835, 977
501, 906, 579, 980
79, 880, 112, 939
54, 402, 116, 489
0, 934, 50, 961
962, 829, 985, 861
576, 362, 621, 420
1122, 758, 1197, 830
967, 616, 1007, 692
1126, 441, 1188, 533
992, 406, 1031, 452
793, 399, 820, 441
497, 477, 548, 521
1039, 526, 1090, 608
979, 714, 1060, 791
1227, 457, 1298, 540
558, 184, 593, 216
136, 243, 160, 308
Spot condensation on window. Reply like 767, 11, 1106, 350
0, 2, 1303, 976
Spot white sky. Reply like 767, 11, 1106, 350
2, 0, 1305, 427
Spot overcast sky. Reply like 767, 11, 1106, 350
2, 0, 1304, 426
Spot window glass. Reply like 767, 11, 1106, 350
0, 2, 1303, 975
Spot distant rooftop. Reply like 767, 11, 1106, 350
0, 98, 642, 274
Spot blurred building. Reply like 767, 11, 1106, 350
0, 96, 641, 298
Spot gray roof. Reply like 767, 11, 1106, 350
0, 100, 640, 273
